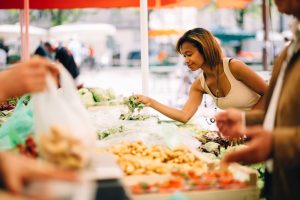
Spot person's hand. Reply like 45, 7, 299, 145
0, 152, 77, 194
222, 126, 273, 165
215, 109, 244, 140
0, 190, 37, 200
135, 94, 152, 107
0, 56, 59, 101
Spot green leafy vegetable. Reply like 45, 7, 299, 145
97, 125, 126, 140
119, 95, 151, 120
78, 88, 96, 106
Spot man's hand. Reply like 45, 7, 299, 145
0, 152, 77, 194
0, 56, 59, 102
222, 126, 273, 164
216, 109, 245, 140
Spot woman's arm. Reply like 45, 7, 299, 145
137, 78, 203, 123
229, 59, 268, 110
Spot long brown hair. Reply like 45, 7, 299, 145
176, 28, 223, 68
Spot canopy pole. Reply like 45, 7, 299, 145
24, 0, 30, 61
262, 0, 270, 71
20, 9, 24, 61
140, 0, 150, 95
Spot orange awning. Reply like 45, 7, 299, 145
164, 0, 211, 8
0, 0, 177, 9
148, 29, 184, 37
216, 0, 253, 9
0, 0, 253, 9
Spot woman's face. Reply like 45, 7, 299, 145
181, 42, 204, 71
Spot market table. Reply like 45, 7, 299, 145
89, 105, 260, 200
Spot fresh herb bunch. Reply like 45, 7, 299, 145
0, 95, 31, 111
120, 95, 150, 120
124, 95, 144, 113
97, 125, 126, 140
22, 95, 31, 105
7, 97, 19, 107
119, 113, 151, 121
0, 111, 5, 117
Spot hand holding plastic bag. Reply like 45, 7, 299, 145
32, 65, 95, 170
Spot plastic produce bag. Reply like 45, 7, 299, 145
0, 95, 33, 150
32, 65, 95, 169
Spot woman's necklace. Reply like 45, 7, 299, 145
215, 64, 220, 111
210, 64, 220, 123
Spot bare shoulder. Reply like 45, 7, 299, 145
191, 77, 204, 93
228, 58, 254, 81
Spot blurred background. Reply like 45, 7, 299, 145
0, 0, 294, 109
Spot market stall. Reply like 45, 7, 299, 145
0, 87, 261, 199
86, 92, 260, 200
0, 1, 268, 198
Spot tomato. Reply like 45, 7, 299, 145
169, 179, 182, 188
131, 184, 144, 194
218, 177, 234, 185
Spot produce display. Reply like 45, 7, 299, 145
0, 96, 30, 127
107, 141, 209, 176
194, 131, 230, 156
119, 95, 154, 120
131, 171, 248, 194
97, 125, 126, 140
173, 123, 244, 157
16, 136, 38, 158
38, 126, 87, 169
78, 87, 117, 107
0, 90, 259, 198
0, 97, 19, 111
0, 111, 10, 128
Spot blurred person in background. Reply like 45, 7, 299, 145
0, 56, 76, 199
44, 42, 80, 79
216, 0, 300, 199
34, 41, 51, 59
68, 37, 83, 66
88, 45, 95, 67
136, 28, 267, 123
0, 38, 9, 69
37, 42, 82, 88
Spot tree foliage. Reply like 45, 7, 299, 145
5, 9, 82, 27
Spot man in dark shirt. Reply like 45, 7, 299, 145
34, 42, 50, 58
43, 42, 80, 79
0, 39, 9, 66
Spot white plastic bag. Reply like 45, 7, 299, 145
32, 65, 95, 169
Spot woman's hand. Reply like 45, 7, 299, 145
135, 94, 152, 107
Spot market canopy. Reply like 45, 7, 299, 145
0, 24, 46, 36
0, 0, 253, 9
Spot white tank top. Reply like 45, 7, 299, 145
199, 58, 260, 111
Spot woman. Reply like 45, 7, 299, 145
137, 28, 267, 123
